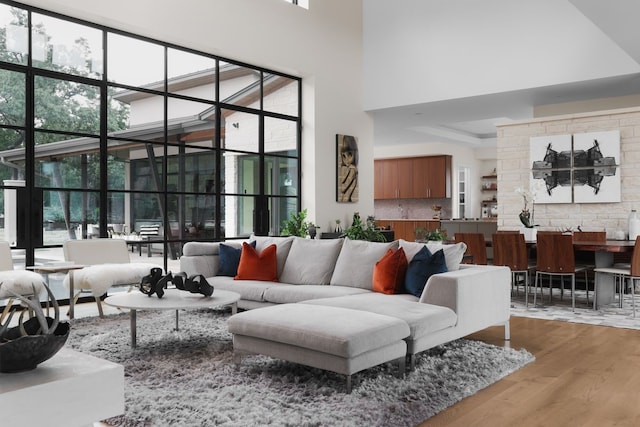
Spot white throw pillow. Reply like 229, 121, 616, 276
399, 239, 467, 272
330, 238, 398, 289
250, 235, 295, 277
279, 237, 344, 285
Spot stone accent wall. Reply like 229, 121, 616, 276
497, 107, 640, 238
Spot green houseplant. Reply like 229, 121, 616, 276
342, 212, 386, 242
281, 209, 318, 238
414, 227, 447, 242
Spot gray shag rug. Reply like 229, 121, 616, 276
66, 308, 534, 427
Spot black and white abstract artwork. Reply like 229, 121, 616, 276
572, 130, 620, 203
529, 131, 620, 204
530, 134, 573, 204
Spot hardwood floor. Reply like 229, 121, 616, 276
419, 316, 640, 427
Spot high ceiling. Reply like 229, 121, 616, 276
367, 0, 640, 148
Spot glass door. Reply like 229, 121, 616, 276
457, 167, 469, 219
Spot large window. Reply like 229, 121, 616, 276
0, 1, 302, 269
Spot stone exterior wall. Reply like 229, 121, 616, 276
497, 107, 640, 238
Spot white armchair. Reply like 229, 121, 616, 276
63, 238, 159, 317
0, 241, 46, 323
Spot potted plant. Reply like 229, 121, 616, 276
515, 186, 539, 241
415, 227, 447, 242
342, 212, 386, 242
281, 209, 319, 238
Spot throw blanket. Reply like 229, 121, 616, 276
64, 263, 160, 297
0, 270, 46, 299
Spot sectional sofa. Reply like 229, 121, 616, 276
180, 236, 511, 383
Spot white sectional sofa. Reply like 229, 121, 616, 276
180, 235, 511, 372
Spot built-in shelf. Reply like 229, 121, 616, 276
481, 175, 497, 218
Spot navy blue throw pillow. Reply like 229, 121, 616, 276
217, 241, 256, 277
404, 246, 448, 298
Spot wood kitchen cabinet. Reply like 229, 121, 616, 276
374, 158, 414, 199
374, 155, 451, 200
412, 155, 451, 199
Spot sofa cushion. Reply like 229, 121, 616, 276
300, 293, 457, 341
279, 237, 343, 285
404, 246, 448, 297
228, 304, 410, 358
330, 238, 398, 289
235, 243, 278, 282
399, 239, 467, 272
372, 248, 408, 295
217, 241, 256, 277
251, 235, 295, 277
263, 284, 370, 304
210, 276, 283, 303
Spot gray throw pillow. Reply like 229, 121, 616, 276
330, 238, 398, 289
279, 237, 344, 285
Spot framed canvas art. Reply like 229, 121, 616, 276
336, 134, 358, 203
572, 130, 620, 203
529, 131, 620, 204
530, 134, 573, 204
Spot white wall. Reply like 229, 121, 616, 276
363, 0, 640, 111
19, 0, 371, 230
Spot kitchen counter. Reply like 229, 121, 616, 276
377, 218, 441, 222
440, 218, 497, 222
439, 218, 497, 238
375, 219, 441, 242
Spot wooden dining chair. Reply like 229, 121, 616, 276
492, 233, 535, 305
454, 233, 487, 265
572, 230, 606, 304
534, 232, 587, 311
593, 236, 640, 317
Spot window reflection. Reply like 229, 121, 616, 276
107, 33, 163, 87
34, 76, 101, 136
223, 109, 259, 152
0, 69, 25, 127
0, 4, 28, 65
31, 13, 103, 78
168, 48, 217, 101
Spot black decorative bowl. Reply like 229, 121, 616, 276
0, 317, 70, 373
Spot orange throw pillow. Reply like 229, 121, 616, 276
372, 247, 408, 294
235, 242, 279, 282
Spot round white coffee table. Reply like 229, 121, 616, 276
104, 288, 240, 348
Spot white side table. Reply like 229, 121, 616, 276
27, 264, 86, 319
0, 348, 124, 426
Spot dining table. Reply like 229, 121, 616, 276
484, 237, 635, 308
570, 240, 635, 308
458, 236, 635, 308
